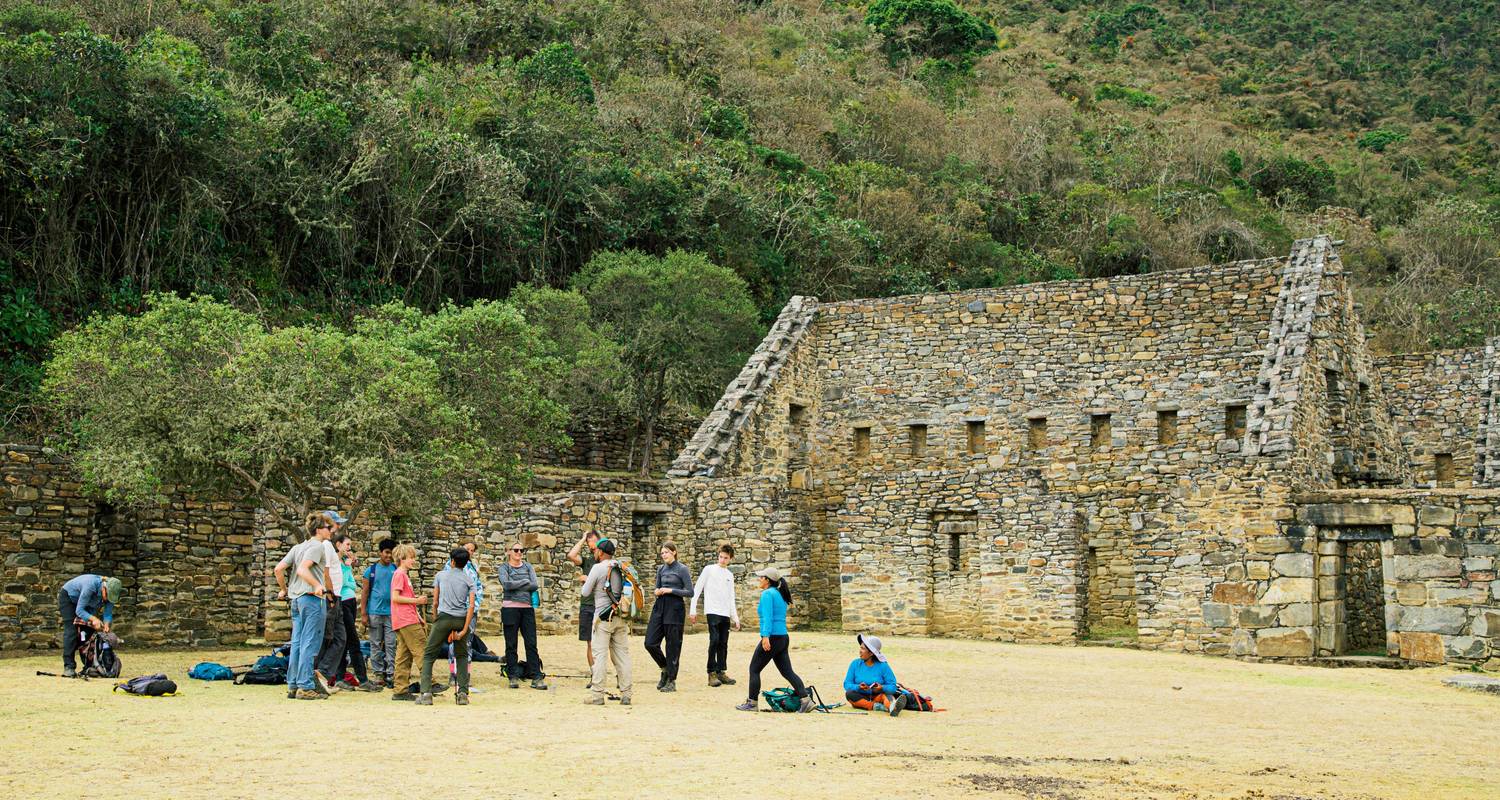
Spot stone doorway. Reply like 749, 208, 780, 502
929, 509, 981, 635
1315, 526, 1394, 657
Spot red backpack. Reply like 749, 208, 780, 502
898, 683, 936, 712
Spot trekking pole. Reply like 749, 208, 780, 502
35, 670, 74, 679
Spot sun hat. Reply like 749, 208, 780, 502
857, 633, 886, 663
103, 576, 123, 602
325, 509, 348, 525
754, 567, 782, 583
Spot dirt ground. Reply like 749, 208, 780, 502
1, 631, 1494, 799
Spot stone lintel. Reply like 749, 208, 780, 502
1300, 503, 1415, 527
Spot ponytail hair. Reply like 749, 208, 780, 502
775, 577, 793, 606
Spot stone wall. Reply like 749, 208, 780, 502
1477, 338, 1499, 487
535, 414, 697, 476
1, 446, 92, 651
1375, 347, 1485, 488
1291, 490, 1499, 668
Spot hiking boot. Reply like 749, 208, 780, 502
583, 696, 606, 705
509, 676, 520, 689
62, 667, 77, 679
391, 692, 415, 701
286, 688, 297, 700
872, 702, 887, 713
357, 681, 383, 692
661, 680, 676, 693
716, 671, 737, 686
708, 672, 722, 687
430, 682, 448, 694
736, 700, 757, 712
295, 689, 323, 700
312, 672, 331, 696
890, 693, 908, 717
530, 677, 547, 690
619, 695, 631, 706
414, 693, 433, 706
798, 696, 816, 713
335, 680, 356, 691
656, 670, 666, 690
455, 692, 469, 706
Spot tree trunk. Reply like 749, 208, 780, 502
637, 412, 656, 477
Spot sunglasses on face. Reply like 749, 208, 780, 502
510, 548, 524, 553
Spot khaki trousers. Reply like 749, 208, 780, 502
589, 614, 632, 700
393, 622, 426, 693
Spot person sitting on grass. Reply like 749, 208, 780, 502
417, 547, 476, 706
57, 573, 122, 678
388, 543, 428, 701
844, 633, 907, 716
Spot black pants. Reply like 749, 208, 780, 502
746, 634, 805, 702
502, 606, 543, 679
335, 598, 367, 682
645, 614, 684, 681
706, 614, 731, 673
57, 590, 81, 669
314, 597, 345, 679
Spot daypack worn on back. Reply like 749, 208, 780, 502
189, 662, 235, 681
114, 673, 177, 696
598, 559, 644, 621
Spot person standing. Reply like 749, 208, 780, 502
417, 548, 477, 706
388, 543, 427, 701
644, 541, 693, 693
361, 538, 399, 688
566, 531, 600, 668
461, 541, 485, 647
581, 538, 632, 706
314, 532, 351, 693
57, 573, 122, 678
736, 568, 814, 713
274, 512, 337, 700
499, 543, 547, 690
689, 544, 741, 687
333, 540, 375, 691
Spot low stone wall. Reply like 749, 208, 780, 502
537, 415, 697, 476
1, 446, 91, 651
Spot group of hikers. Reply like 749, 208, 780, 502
58, 508, 920, 715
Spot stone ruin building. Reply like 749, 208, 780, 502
3, 236, 1498, 669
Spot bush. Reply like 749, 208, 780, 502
866, 0, 998, 61
1094, 83, 1161, 110
1356, 128, 1409, 152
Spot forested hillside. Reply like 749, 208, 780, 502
2, 0, 1497, 429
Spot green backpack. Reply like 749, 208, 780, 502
762, 687, 803, 712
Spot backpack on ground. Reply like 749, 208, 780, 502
76, 625, 122, 679
114, 673, 177, 696
188, 662, 235, 681
762, 686, 802, 712
897, 683, 935, 712
234, 654, 288, 685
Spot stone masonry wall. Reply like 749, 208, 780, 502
1376, 348, 1486, 488
535, 414, 697, 476
1293, 490, 1500, 669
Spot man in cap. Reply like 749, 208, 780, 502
58, 573, 122, 678
580, 537, 633, 706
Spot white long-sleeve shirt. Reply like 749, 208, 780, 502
690, 563, 740, 621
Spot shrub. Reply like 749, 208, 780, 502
866, 0, 998, 61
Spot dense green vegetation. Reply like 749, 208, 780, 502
3, 0, 1498, 434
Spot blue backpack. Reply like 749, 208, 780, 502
188, 662, 235, 681
234, 654, 288, 685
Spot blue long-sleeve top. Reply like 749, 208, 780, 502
61, 574, 113, 623
844, 658, 899, 694
757, 587, 788, 637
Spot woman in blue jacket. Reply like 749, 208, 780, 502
736, 567, 814, 713
844, 633, 907, 716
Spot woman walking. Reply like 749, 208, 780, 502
736, 567, 814, 713
644, 541, 693, 692
498, 543, 547, 690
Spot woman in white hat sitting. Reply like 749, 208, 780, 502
844, 633, 907, 716
735, 567, 814, 713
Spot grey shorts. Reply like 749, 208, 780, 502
579, 607, 594, 641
